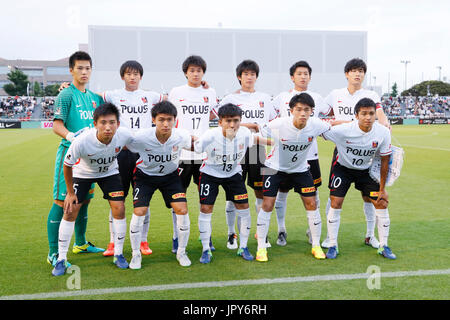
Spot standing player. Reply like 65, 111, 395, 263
126, 101, 193, 268
255, 93, 331, 262
321, 58, 390, 249
168, 55, 217, 254
271, 61, 330, 246
216, 60, 277, 250
194, 103, 270, 263
46, 51, 105, 268
322, 98, 396, 259
52, 103, 134, 276
101, 60, 163, 257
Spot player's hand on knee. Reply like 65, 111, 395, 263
64, 193, 78, 214
376, 190, 389, 207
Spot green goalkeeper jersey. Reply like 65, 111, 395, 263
53, 83, 104, 147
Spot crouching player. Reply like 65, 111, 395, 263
193, 103, 271, 263
255, 93, 331, 262
322, 98, 396, 259
52, 103, 134, 276
126, 101, 193, 268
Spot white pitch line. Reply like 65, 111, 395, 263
1, 268, 449, 300
401, 144, 450, 152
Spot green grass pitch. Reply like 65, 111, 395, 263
0, 125, 449, 300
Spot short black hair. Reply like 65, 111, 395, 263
236, 60, 259, 84
93, 103, 120, 122
151, 101, 177, 118
69, 51, 92, 69
289, 60, 312, 76
354, 98, 377, 114
344, 58, 367, 74
289, 92, 315, 110
182, 55, 207, 74
218, 103, 243, 119
120, 60, 144, 77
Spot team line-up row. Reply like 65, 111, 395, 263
48, 52, 396, 276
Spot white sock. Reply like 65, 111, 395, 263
113, 218, 127, 256
255, 198, 263, 215
176, 213, 190, 255
108, 210, 115, 243
307, 209, 322, 247
325, 198, 331, 217
141, 209, 150, 243
236, 208, 251, 249
198, 212, 212, 251
275, 191, 288, 233
225, 201, 237, 235
315, 193, 321, 210
327, 208, 341, 247
130, 214, 144, 255
172, 208, 178, 240
58, 219, 75, 261
376, 209, 390, 247
256, 209, 271, 250
364, 202, 376, 238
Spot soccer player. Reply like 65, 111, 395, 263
46, 51, 105, 268
101, 60, 163, 257
272, 60, 330, 246
216, 59, 278, 250
321, 58, 390, 249
255, 93, 331, 262
322, 98, 396, 259
52, 103, 134, 276
194, 103, 270, 263
168, 55, 217, 254
126, 101, 193, 268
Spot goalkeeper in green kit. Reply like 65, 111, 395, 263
46, 51, 105, 267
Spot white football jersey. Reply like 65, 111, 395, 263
64, 127, 134, 179
324, 87, 381, 121
272, 89, 329, 160
168, 84, 217, 161
195, 126, 254, 178
127, 127, 191, 176
261, 117, 330, 174
103, 89, 162, 130
322, 121, 392, 170
214, 91, 278, 127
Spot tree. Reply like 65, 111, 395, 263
391, 82, 398, 97
33, 81, 43, 97
3, 69, 30, 96
44, 84, 60, 97
401, 80, 450, 96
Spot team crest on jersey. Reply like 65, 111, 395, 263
173, 145, 179, 152
142, 97, 148, 103
115, 147, 121, 153
92, 102, 97, 109
259, 101, 264, 108
372, 141, 379, 148
203, 96, 209, 103
239, 144, 244, 150
308, 136, 313, 142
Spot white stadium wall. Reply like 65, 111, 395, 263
88, 26, 367, 98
